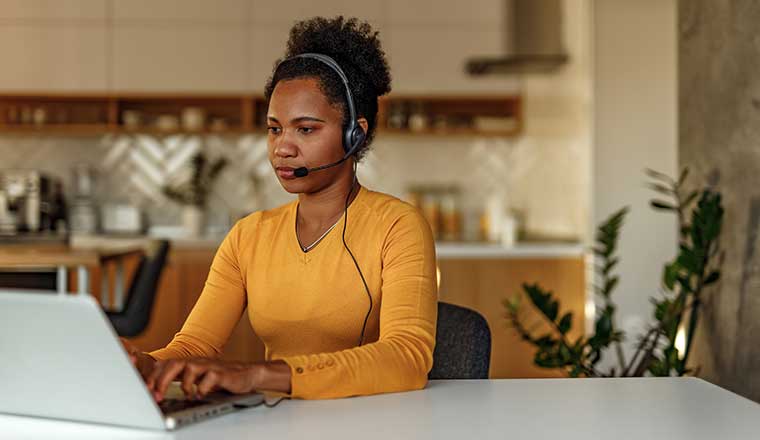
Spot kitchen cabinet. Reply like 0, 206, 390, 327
386, 26, 521, 94
0, 25, 108, 91
112, 0, 248, 23
0, 0, 107, 21
250, 0, 384, 25
438, 256, 586, 378
0, 0, 521, 95
386, 0, 504, 25
112, 26, 249, 92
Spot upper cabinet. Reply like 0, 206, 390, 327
385, 0, 519, 93
0, 0, 520, 94
111, 0, 249, 92
0, 0, 108, 91
0, 24, 109, 91
111, 26, 249, 92
111, 0, 248, 23
0, 0, 106, 20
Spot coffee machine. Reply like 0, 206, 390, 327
0, 170, 67, 234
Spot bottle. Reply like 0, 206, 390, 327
500, 211, 517, 247
408, 102, 428, 132
421, 189, 441, 240
482, 194, 504, 243
440, 187, 462, 241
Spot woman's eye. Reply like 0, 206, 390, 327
298, 127, 314, 134
267, 126, 281, 134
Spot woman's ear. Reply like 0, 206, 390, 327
357, 117, 369, 134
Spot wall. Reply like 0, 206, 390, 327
679, 0, 760, 402
0, 0, 591, 244
591, 0, 678, 366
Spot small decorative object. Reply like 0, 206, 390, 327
155, 114, 180, 132
163, 153, 227, 237
387, 101, 408, 129
408, 102, 428, 132
122, 110, 142, 129
32, 107, 47, 126
209, 117, 229, 132
505, 167, 724, 377
181, 107, 206, 131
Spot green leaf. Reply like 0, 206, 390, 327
645, 168, 674, 183
651, 200, 678, 211
594, 313, 612, 341
603, 276, 620, 296
504, 295, 522, 313
663, 262, 680, 290
677, 246, 701, 273
647, 182, 674, 195
558, 312, 573, 334
546, 300, 559, 322
535, 335, 555, 348
602, 257, 619, 276
678, 167, 690, 186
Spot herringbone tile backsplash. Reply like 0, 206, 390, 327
0, 133, 588, 241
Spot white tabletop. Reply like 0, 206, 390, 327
3, 378, 759, 439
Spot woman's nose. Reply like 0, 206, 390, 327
273, 130, 298, 158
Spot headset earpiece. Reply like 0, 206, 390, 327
345, 124, 366, 156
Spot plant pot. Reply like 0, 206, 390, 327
182, 205, 205, 238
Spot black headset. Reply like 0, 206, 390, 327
277, 53, 367, 177
274, 52, 373, 347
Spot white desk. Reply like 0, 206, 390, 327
2, 378, 759, 439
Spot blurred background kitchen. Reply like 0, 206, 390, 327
13, 0, 754, 399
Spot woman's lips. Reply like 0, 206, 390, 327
276, 167, 296, 179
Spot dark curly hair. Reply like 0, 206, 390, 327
264, 16, 392, 162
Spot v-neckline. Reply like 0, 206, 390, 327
291, 185, 365, 256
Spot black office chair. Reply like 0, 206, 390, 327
106, 240, 170, 337
429, 301, 492, 380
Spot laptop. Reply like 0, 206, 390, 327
0, 290, 265, 430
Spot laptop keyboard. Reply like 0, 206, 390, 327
158, 398, 213, 414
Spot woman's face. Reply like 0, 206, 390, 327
267, 77, 348, 194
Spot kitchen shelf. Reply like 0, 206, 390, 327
0, 93, 522, 138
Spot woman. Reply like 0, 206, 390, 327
125, 16, 438, 400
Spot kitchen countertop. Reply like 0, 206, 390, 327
435, 241, 586, 259
68, 234, 586, 259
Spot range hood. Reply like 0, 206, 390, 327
466, 0, 568, 75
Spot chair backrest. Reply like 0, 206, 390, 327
429, 301, 492, 380
106, 240, 169, 337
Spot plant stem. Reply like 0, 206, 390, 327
614, 335, 627, 374
622, 328, 656, 376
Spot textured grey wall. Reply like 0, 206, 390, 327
680, 0, 760, 402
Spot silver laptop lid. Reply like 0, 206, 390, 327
0, 290, 166, 430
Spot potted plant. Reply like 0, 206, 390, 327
163, 152, 227, 238
505, 168, 724, 377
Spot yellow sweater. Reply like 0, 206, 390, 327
150, 186, 438, 399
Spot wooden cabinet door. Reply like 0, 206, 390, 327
438, 257, 586, 378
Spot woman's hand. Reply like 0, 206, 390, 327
119, 337, 156, 380
146, 358, 261, 402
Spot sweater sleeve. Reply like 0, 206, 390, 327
149, 221, 247, 360
279, 209, 438, 399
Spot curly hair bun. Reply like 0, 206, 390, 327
284, 16, 391, 97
